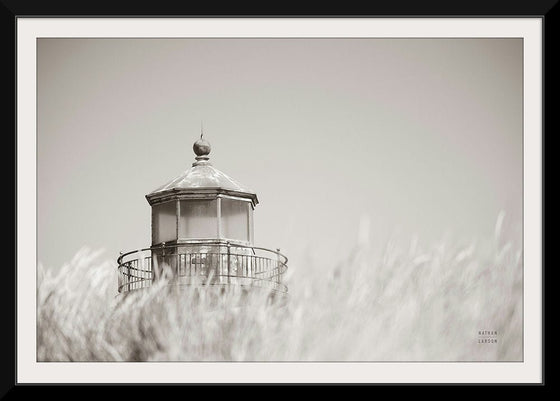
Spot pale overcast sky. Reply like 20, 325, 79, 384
37, 38, 522, 271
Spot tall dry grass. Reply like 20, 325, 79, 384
37, 212, 522, 361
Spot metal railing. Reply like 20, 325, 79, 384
117, 242, 288, 294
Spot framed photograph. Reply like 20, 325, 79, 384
10, 9, 549, 386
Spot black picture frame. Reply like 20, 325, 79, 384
4, 0, 554, 391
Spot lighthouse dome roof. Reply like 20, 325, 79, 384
145, 135, 258, 206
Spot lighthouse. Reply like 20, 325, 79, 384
117, 131, 288, 295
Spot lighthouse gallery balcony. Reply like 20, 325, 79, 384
117, 242, 288, 294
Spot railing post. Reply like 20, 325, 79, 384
118, 251, 123, 292
276, 248, 281, 284
227, 241, 231, 285
162, 242, 166, 279
218, 245, 222, 279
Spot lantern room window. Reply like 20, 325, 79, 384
179, 199, 217, 239
221, 197, 251, 242
152, 201, 177, 244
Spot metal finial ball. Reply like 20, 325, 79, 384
193, 137, 211, 157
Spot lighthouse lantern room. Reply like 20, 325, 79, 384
117, 131, 288, 294
147, 134, 256, 247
